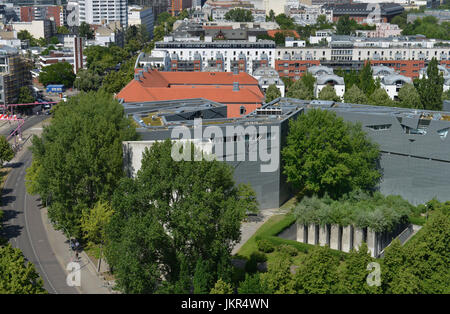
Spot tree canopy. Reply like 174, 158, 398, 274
39, 62, 76, 88
0, 244, 47, 294
0, 136, 14, 166
414, 58, 444, 111
282, 109, 381, 199
104, 140, 258, 293
224, 8, 254, 22
26, 91, 138, 237
265, 84, 281, 103
344, 85, 368, 104
318, 85, 341, 102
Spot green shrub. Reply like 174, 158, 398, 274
245, 257, 258, 274
277, 244, 298, 257
250, 251, 267, 263
257, 239, 274, 253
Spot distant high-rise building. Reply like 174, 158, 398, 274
128, 1, 169, 21
20, 5, 65, 27
169, 0, 192, 15
77, 0, 128, 26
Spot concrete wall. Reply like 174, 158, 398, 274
295, 222, 410, 257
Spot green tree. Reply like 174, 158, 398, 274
336, 15, 356, 35
0, 136, 14, 165
265, 84, 281, 103
57, 26, 70, 34
293, 246, 340, 293
80, 200, 114, 272
79, 22, 94, 39
17, 30, 38, 46
259, 252, 295, 293
267, 10, 275, 22
37, 37, 48, 47
0, 244, 47, 294
224, 8, 254, 22
104, 140, 258, 293
27, 91, 137, 237
414, 58, 445, 111
17, 86, 35, 104
49, 36, 59, 45
210, 279, 233, 294
344, 84, 368, 104
275, 14, 295, 30
193, 259, 214, 294
39, 62, 76, 87
238, 273, 270, 294
74, 69, 103, 92
318, 85, 341, 102
286, 73, 315, 100
337, 243, 381, 294
358, 62, 376, 96
397, 84, 422, 109
282, 109, 381, 198
368, 88, 393, 107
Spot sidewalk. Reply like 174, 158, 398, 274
10, 119, 115, 294
40, 208, 113, 294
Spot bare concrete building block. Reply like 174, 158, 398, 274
330, 224, 339, 250
342, 225, 352, 252
319, 225, 328, 246
367, 229, 377, 257
297, 223, 306, 243
308, 224, 316, 245
354, 227, 364, 250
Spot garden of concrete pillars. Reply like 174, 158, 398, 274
296, 223, 383, 257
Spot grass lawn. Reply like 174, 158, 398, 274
236, 214, 287, 259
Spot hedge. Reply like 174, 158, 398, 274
252, 213, 347, 259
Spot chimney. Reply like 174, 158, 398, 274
233, 82, 239, 91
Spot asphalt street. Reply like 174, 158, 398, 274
0, 115, 48, 137
1, 117, 78, 294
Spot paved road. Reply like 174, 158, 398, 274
1, 118, 78, 294
0, 115, 48, 137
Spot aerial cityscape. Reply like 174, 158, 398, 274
0, 0, 448, 303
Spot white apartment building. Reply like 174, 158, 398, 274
148, 36, 277, 74
380, 74, 412, 100
12, 20, 54, 39
77, 0, 128, 26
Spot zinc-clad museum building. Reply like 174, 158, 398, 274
122, 97, 450, 209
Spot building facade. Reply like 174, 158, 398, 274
78, 0, 128, 26
0, 45, 32, 105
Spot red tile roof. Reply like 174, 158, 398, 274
117, 69, 264, 109
133, 69, 259, 86
267, 29, 300, 39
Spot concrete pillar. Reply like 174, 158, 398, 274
330, 224, 339, 250
367, 229, 377, 257
307, 224, 316, 245
296, 223, 306, 243
341, 225, 352, 253
319, 225, 328, 247
354, 227, 363, 251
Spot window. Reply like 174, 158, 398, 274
366, 124, 392, 131
240, 106, 246, 115
437, 128, 450, 140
